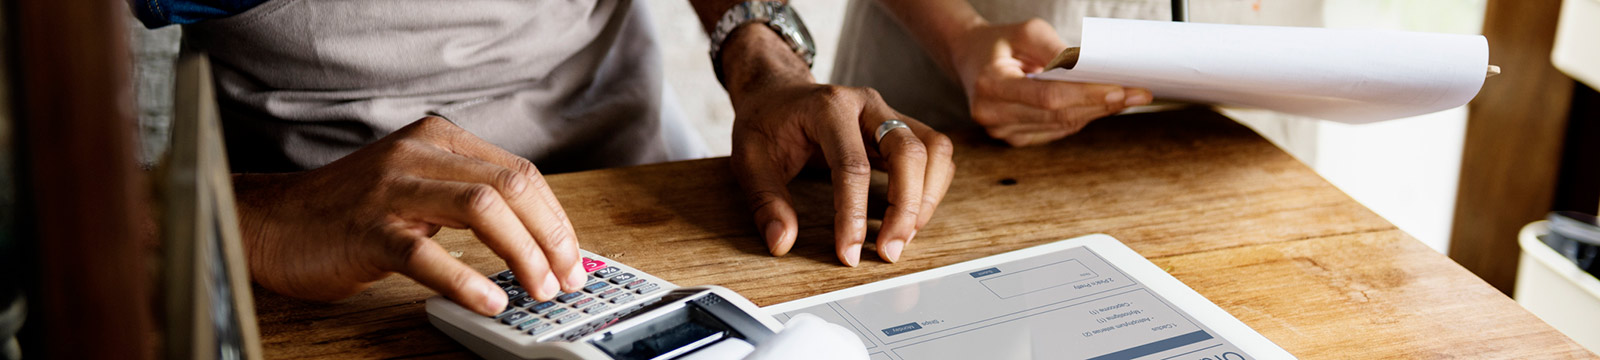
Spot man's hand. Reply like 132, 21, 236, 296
232, 117, 586, 316
949, 19, 1152, 146
718, 25, 956, 266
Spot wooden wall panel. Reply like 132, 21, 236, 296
12, 0, 154, 358
1449, 0, 1576, 294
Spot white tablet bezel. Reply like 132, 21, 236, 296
762, 233, 1296, 359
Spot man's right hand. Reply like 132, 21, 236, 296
232, 117, 585, 316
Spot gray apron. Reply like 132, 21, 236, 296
185, 0, 702, 174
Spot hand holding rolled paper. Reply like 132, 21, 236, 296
1033, 18, 1496, 124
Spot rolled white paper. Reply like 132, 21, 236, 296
1034, 18, 1490, 124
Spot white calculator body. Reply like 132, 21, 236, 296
426, 250, 782, 360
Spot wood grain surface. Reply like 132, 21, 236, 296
253, 109, 1593, 359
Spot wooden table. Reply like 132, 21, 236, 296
254, 109, 1594, 359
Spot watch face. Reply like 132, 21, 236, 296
709, 1, 817, 69
773, 4, 816, 65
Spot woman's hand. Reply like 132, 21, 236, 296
233, 117, 586, 316
949, 19, 1152, 146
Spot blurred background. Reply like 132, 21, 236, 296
124, 0, 1489, 254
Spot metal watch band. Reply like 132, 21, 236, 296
707, 1, 816, 84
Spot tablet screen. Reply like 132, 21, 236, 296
765, 235, 1287, 360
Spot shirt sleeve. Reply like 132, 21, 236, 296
127, 0, 271, 28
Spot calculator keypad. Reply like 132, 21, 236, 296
486, 258, 664, 338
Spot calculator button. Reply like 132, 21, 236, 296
570, 297, 595, 309
512, 294, 538, 308
495, 307, 517, 319
554, 313, 583, 324
634, 283, 660, 295
583, 282, 611, 293
515, 318, 543, 331
608, 273, 636, 284
556, 292, 586, 303
582, 258, 606, 273
500, 312, 531, 325
527, 323, 554, 336
596, 288, 623, 299
593, 266, 622, 278
544, 307, 570, 319
608, 293, 634, 304
530, 301, 558, 314
623, 279, 648, 290
584, 304, 609, 314
505, 287, 527, 299
492, 270, 515, 282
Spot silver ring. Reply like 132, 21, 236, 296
875, 119, 910, 144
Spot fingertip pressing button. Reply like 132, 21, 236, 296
582, 258, 606, 273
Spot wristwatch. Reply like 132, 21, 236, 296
708, 1, 816, 84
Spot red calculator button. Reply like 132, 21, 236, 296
582, 258, 606, 273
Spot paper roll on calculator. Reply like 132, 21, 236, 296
1033, 18, 1492, 123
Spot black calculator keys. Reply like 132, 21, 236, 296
466, 261, 674, 345
555, 291, 585, 303
500, 311, 532, 325
494, 306, 517, 320
543, 307, 570, 319
527, 322, 554, 336
512, 295, 539, 308
530, 301, 558, 314
504, 286, 527, 300
515, 318, 543, 331
592, 266, 621, 278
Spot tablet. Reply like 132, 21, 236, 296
762, 234, 1294, 360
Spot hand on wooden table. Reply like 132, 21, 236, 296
719, 25, 957, 266
232, 117, 585, 317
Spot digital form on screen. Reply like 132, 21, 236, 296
761, 234, 1295, 360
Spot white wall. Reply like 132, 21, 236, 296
1315, 0, 1486, 253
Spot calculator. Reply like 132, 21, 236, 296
425, 250, 782, 360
